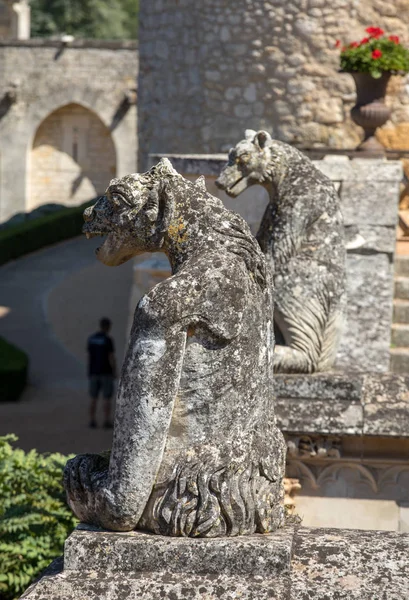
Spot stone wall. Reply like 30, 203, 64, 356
138, 0, 409, 166
318, 157, 400, 372
0, 40, 138, 223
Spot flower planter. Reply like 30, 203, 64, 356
350, 71, 391, 155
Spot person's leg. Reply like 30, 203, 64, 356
102, 376, 114, 428
89, 376, 101, 427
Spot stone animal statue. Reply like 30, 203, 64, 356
216, 130, 346, 374
64, 158, 286, 537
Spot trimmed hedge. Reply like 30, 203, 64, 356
0, 200, 94, 267
0, 337, 29, 402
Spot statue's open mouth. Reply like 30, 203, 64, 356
224, 175, 249, 197
226, 176, 245, 193
84, 231, 107, 239
83, 224, 111, 257
83, 222, 109, 239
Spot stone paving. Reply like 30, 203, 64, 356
0, 236, 133, 455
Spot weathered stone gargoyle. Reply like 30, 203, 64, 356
216, 130, 346, 374
64, 158, 286, 536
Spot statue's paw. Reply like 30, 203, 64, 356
64, 453, 108, 524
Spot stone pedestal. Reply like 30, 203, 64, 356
22, 525, 409, 599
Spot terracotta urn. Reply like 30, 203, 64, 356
350, 71, 391, 155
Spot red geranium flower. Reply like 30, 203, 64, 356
349, 42, 359, 48
389, 35, 400, 44
366, 26, 385, 39
335, 39, 341, 48
359, 37, 370, 45
372, 49, 382, 59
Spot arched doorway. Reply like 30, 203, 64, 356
29, 103, 116, 211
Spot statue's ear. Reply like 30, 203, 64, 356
245, 129, 257, 141
254, 130, 272, 149
144, 187, 160, 223
144, 179, 174, 242
195, 175, 207, 192
156, 179, 175, 235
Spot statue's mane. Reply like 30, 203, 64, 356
209, 208, 268, 290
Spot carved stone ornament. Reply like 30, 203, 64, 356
216, 130, 346, 374
64, 158, 286, 536
286, 435, 342, 459
287, 459, 409, 502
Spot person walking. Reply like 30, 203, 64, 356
87, 317, 116, 429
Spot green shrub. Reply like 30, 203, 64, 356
0, 435, 77, 600
0, 338, 29, 402
0, 200, 94, 267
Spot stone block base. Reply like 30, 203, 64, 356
275, 372, 409, 437
21, 525, 409, 599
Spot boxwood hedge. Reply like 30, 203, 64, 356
0, 337, 29, 402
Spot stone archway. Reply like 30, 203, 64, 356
28, 103, 116, 211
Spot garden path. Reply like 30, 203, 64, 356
0, 236, 134, 455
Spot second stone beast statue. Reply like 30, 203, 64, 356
216, 130, 346, 374
64, 159, 286, 537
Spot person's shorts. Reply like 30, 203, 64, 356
89, 375, 114, 399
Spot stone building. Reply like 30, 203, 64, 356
0, 3, 138, 223
138, 0, 409, 165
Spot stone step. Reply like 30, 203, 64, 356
391, 324, 409, 347
22, 569, 291, 600
22, 527, 409, 600
394, 277, 409, 300
390, 348, 409, 375
395, 255, 409, 277
393, 300, 409, 324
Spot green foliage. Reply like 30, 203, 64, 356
0, 435, 77, 600
0, 338, 29, 402
0, 200, 94, 267
30, 0, 139, 40
340, 32, 409, 79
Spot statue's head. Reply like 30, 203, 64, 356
215, 130, 273, 197
83, 159, 177, 266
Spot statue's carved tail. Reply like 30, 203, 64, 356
273, 293, 342, 374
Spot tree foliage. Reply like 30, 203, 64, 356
0, 435, 77, 600
30, 0, 139, 40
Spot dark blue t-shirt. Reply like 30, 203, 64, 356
87, 332, 114, 376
